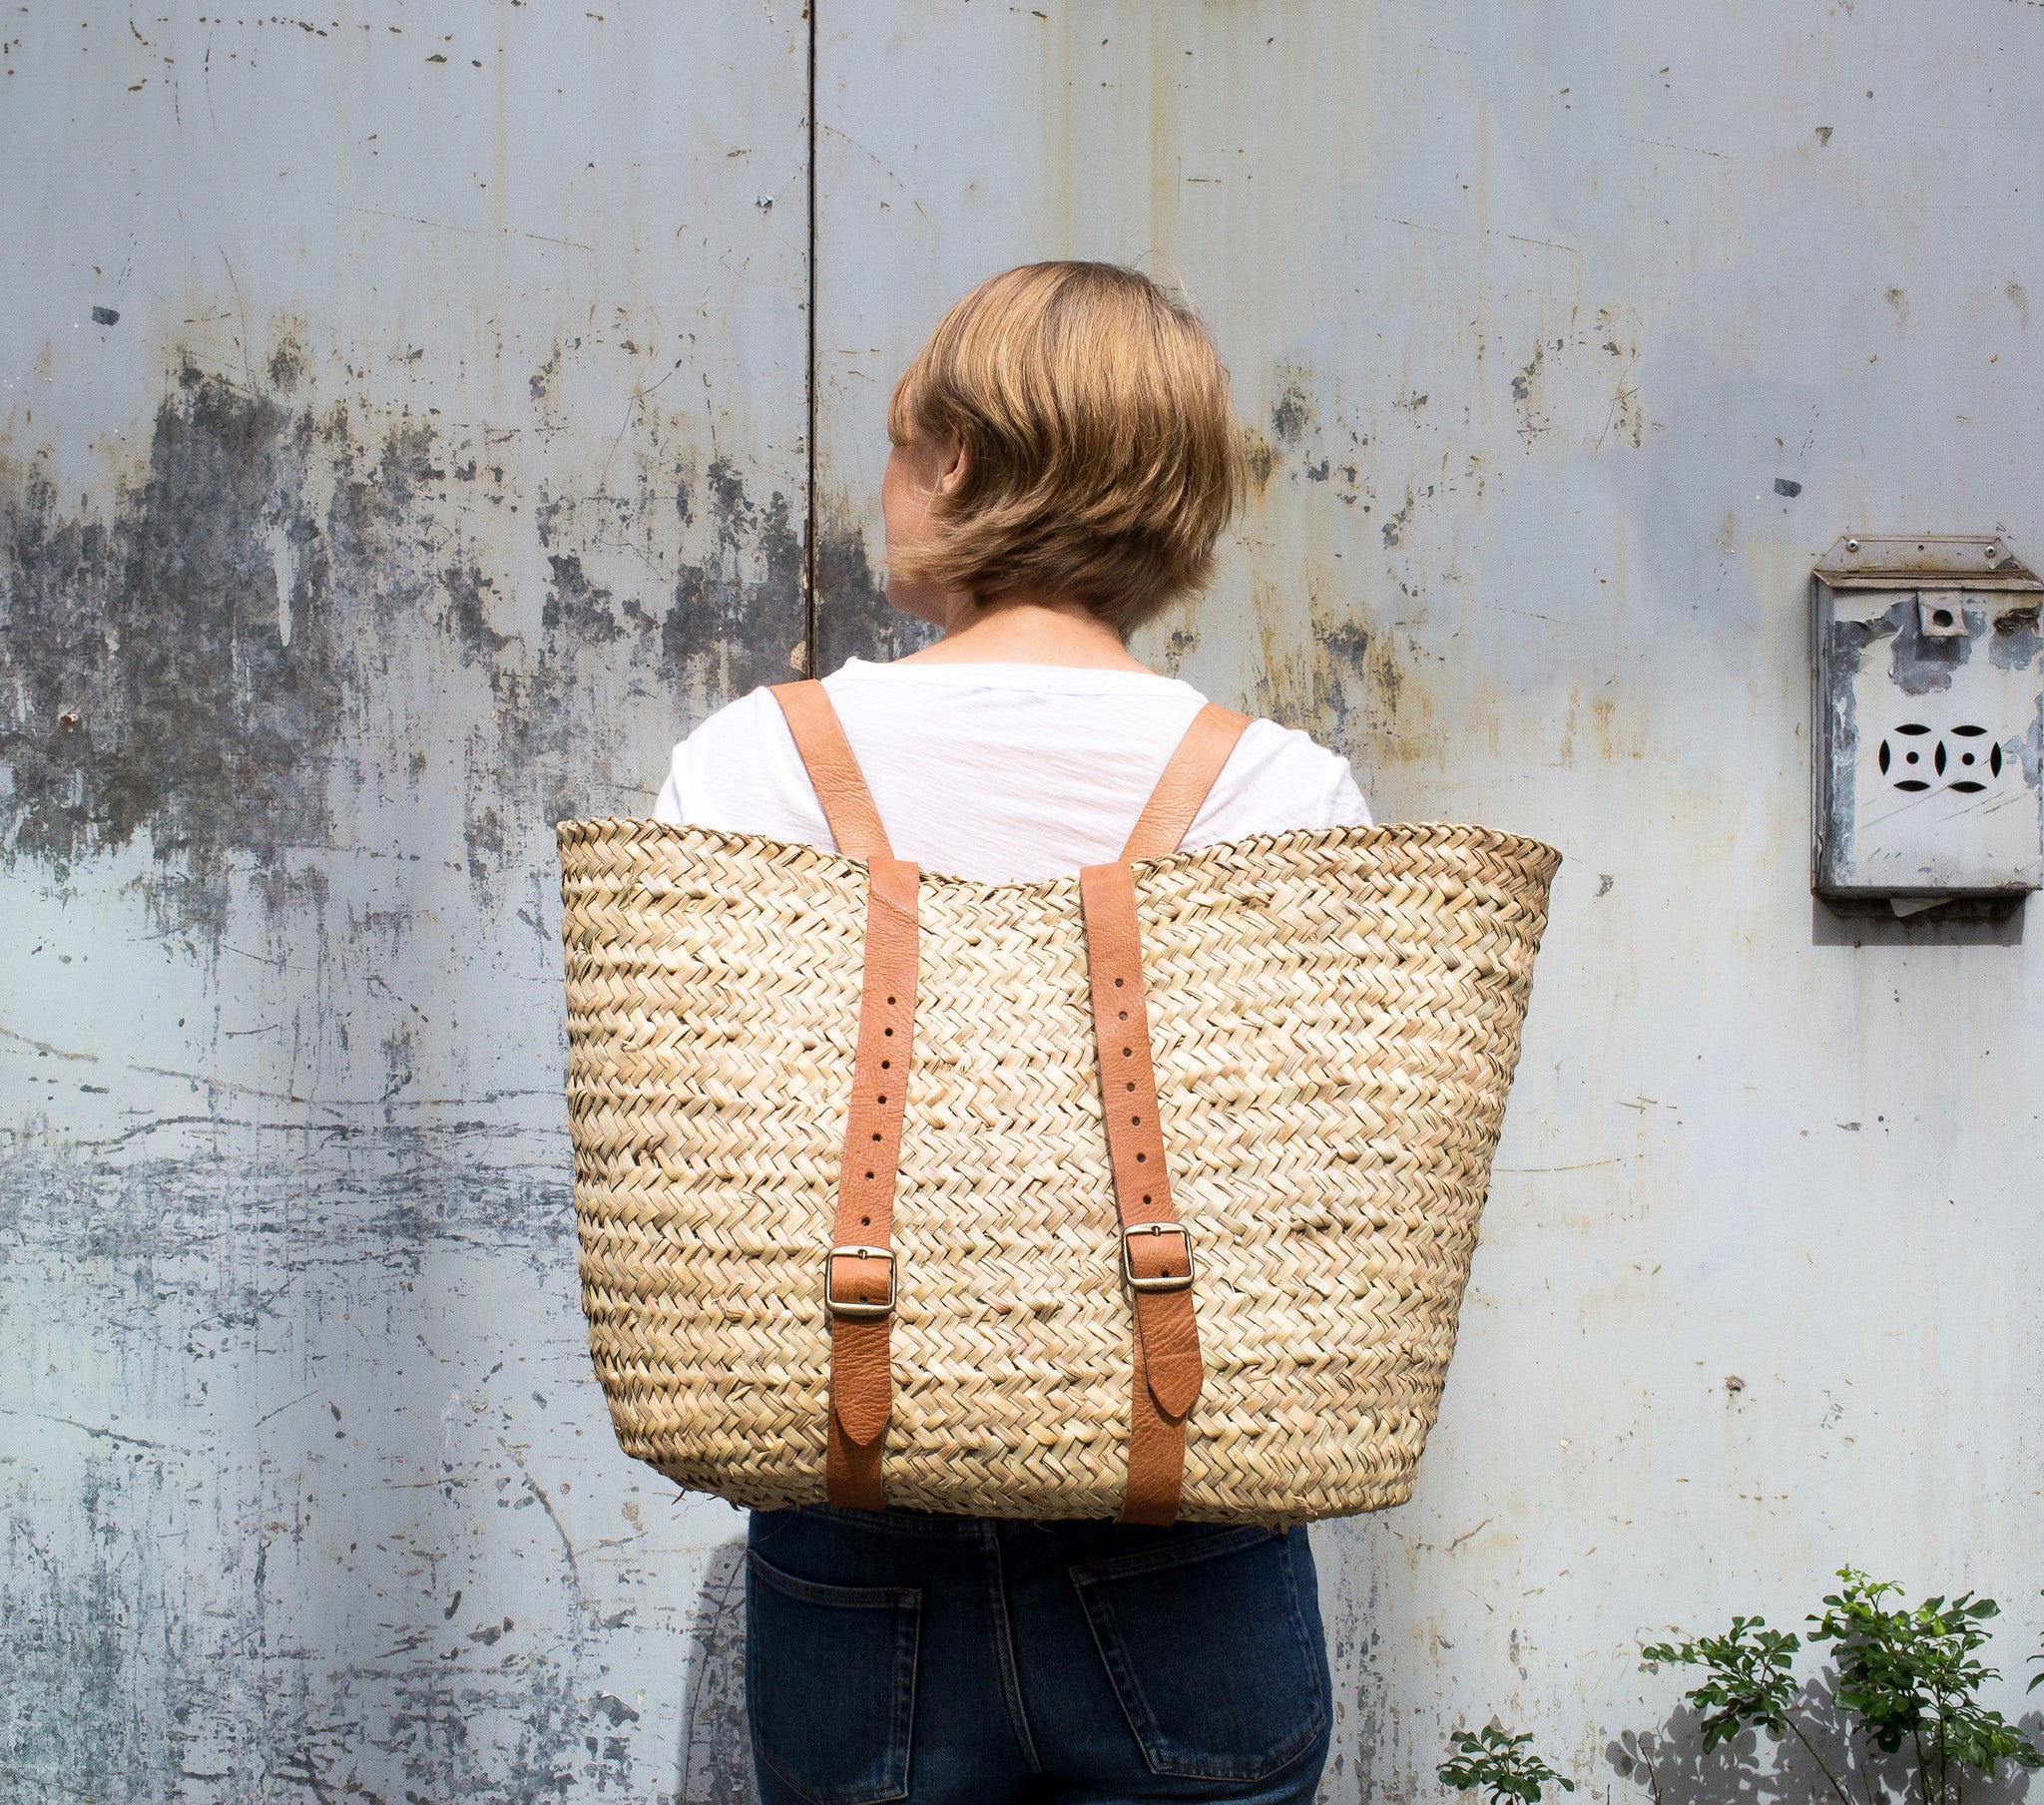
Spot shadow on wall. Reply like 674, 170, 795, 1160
678, 1537, 760, 1805
1811, 897, 2027, 948
1610, 1694, 2043, 1805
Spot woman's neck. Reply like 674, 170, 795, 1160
893, 588, 1152, 673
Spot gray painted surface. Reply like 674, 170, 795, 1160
816, 8, 2044, 1801
2, 6, 803, 1800
4, 3, 2042, 1802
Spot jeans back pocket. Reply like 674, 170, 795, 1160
746, 1550, 921, 1805
1070, 1525, 1329, 1784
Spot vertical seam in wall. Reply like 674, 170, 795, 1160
803, 0, 819, 676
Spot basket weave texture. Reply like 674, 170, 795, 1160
558, 819, 1559, 1524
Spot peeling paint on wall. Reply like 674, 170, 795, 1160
1, 373, 344, 923
9, 3, 2044, 1803
0, 315, 797, 1796
1, 345, 801, 939
1, 6, 810, 1794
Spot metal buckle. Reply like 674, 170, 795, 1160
1121, 1222, 1196, 1294
825, 1245, 896, 1319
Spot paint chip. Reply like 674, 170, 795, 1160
1774, 478, 1802, 498
91, 304, 120, 326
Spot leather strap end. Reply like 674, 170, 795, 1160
830, 1318, 894, 1445
834, 1399, 892, 1448
1139, 1324, 1204, 1420
1126, 1239, 1203, 1417
1118, 1337, 1190, 1527
1147, 1368, 1202, 1421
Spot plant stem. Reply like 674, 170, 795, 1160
1784, 1719, 1857, 1805
1638, 1744, 1666, 1805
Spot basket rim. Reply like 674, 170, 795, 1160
556, 816, 1562, 894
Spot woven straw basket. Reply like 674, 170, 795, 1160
559, 814, 1559, 1525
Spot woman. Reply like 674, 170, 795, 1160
655, 262, 1370, 1805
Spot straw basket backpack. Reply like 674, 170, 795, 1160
558, 681, 1559, 1526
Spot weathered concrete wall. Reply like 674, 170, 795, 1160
4, 2, 2042, 1802
2, 5, 806, 1799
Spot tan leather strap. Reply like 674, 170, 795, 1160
772, 679, 895, 862
822, 853, 917, 1511
1080, 858, 1205, 1525
1083, 699, 1250, 1524
1119, 703, 1253, 861
771, 679, 916, 1513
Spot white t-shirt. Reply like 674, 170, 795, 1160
652, 658, 1371, 884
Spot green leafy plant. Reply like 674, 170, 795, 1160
1440, 1724, 1576, 1805
1642, 1614, 1853, 1805
1806, 1569, 2041, 1805
1639, 1570, 2040, 1805
1642, 1616, 1805, 1750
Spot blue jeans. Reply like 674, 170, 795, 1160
745, 1506, 1331, 1805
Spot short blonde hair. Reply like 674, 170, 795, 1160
885, 261, 1243, 635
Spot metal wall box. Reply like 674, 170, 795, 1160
1813, 536, 2044, 908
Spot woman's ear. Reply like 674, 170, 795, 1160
934, 435, 970, 498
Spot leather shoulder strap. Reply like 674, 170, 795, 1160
1119, 703, 1254, 861
1082, 700, 1250, 1525
771, 679, 893, 862
821, 854, 918, 1512
770, 685, 915, 1510
1080, 858, 1203, 1525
